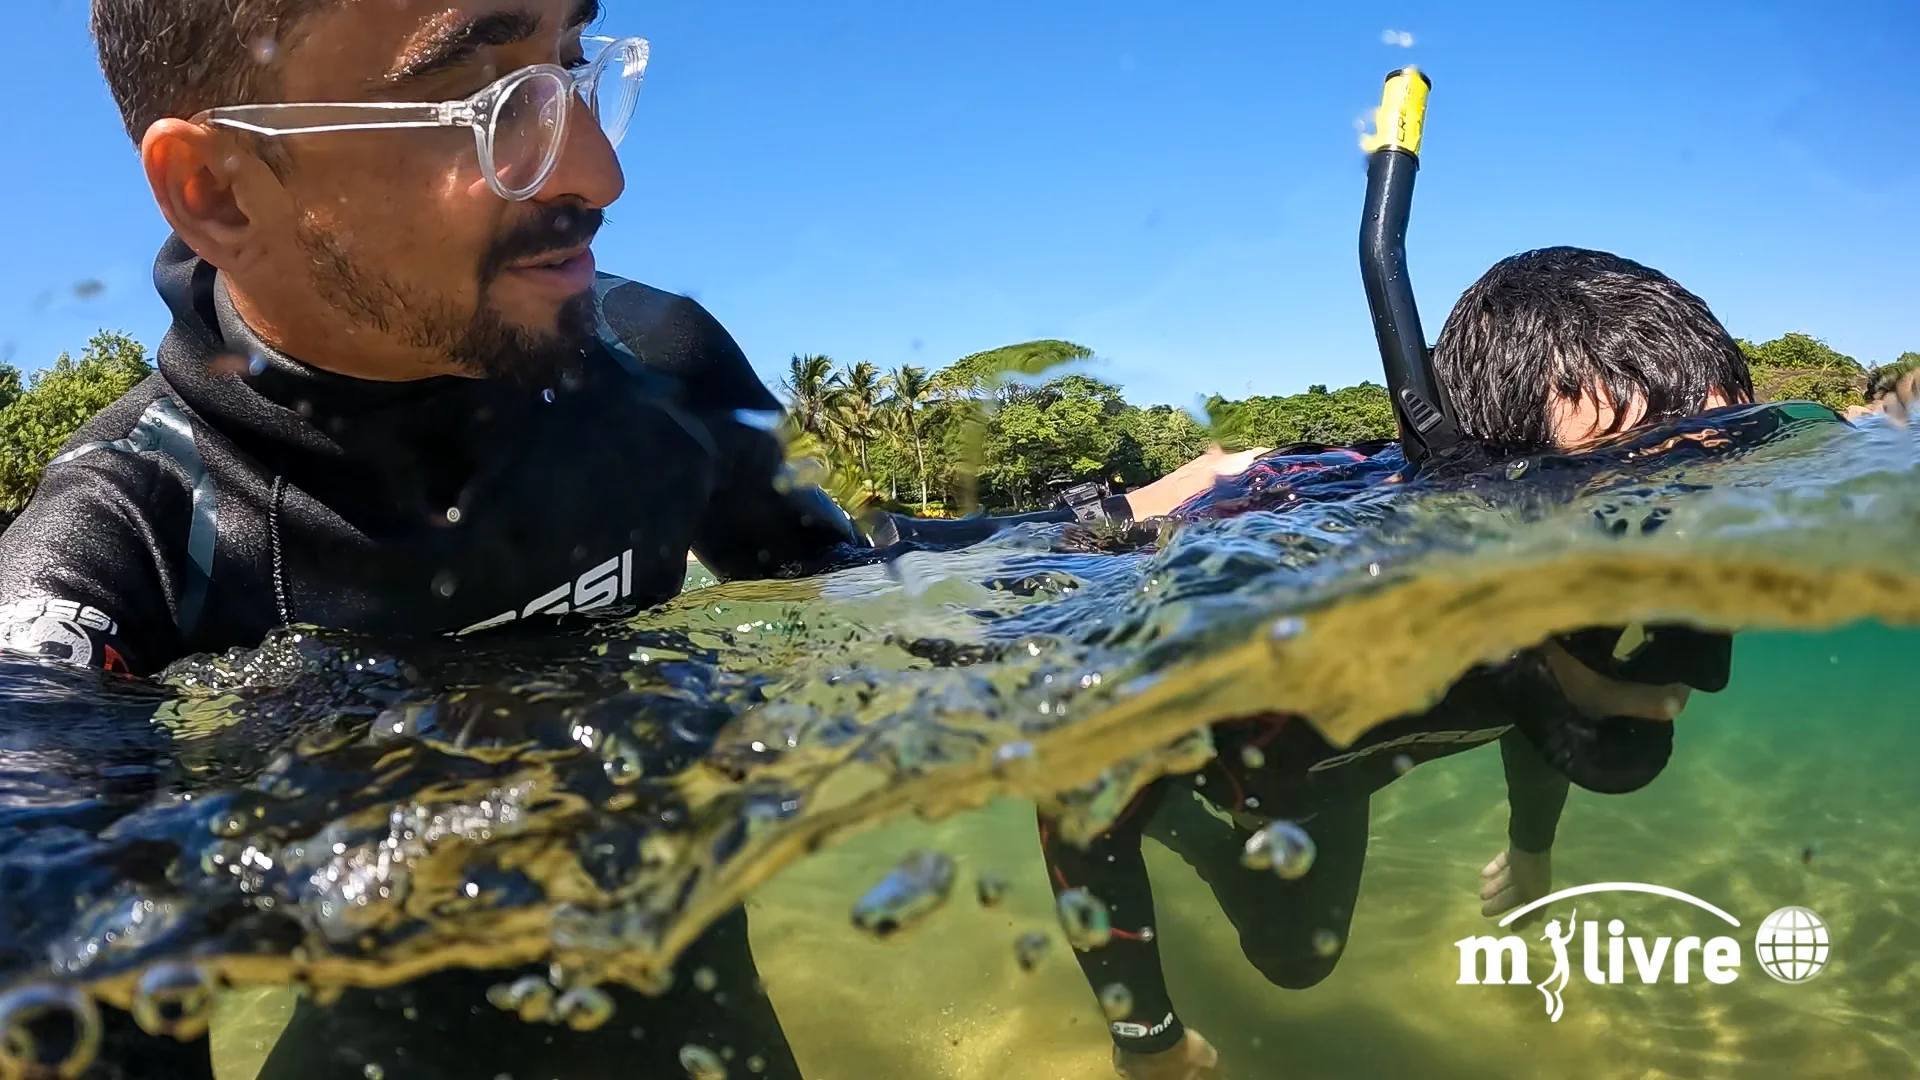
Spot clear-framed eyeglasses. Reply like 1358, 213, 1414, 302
193, 36, 648, 202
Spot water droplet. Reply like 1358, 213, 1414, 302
542, 388, 556, 403
1014, 931, 1051, 972
431, 570, 458, 598
363, 1065, 385, 1080
1097, 983, 1133, 1021
1239, 746, 1266, 770
991, 741, 1036, 772
131, 963, 219, 1041
851, 851, 957, 939
0, 983, 101, 1079
555, 986, 615, 1031
975, 874, 1008, 908
445, 507, 463, 525
249, 35, 279, 64
1056, 888, 1112, 950
1241, 820, 1317, 879
692, 967, 718, 993
1391, 753, 1415, 776
1311, 928, 1343, 957
1269, 617, 1305, 641
248, 351, 269, 376
679, 1043, 727, 1079
1506, 458, 1530, 479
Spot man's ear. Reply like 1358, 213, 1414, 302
140, 119, 284, 271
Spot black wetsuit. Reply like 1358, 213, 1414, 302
1039, 657, 1576, 1057
1037, 436, 1740, 1058
0, 237, 875, 1079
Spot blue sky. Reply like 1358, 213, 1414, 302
3, 0, 1916, 410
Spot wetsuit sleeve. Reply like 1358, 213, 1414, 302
0, 449, 186, 676
689, 415, 866, 580
1501, 727, 1569, 854
1037, 787, 1187, 1056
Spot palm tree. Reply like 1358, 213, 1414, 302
827, 361, 883, 489
885, 365, 933, 512
780, 354, 835, 438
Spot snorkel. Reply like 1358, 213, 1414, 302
1358, 68, 1462, 470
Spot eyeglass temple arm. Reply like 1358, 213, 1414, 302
200, 101, 456, 137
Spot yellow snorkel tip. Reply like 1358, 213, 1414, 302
1359, 66, 1430, 157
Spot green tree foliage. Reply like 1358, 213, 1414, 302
1868, 352, 1920, 400
779, 342, 1395, 514
1738, 333, 1869, 411
1204, 382, 1395, 450
0, 331, 153, 512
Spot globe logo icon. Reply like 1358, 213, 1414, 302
1755, 906, 1830, 983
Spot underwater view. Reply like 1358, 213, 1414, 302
1, 401, 1915, 1078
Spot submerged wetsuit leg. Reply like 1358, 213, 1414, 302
1142, 791, 1370, 990
1037, 782, 1190, 1055
253, 906, 801, 1080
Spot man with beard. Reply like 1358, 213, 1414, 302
0, 1, 861, 1077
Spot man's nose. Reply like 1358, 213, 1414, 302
539, 93, 626, 209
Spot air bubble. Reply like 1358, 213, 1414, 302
131, 963, 219, 1041
485, 975, 555, 1023
975, 874, 1008, 908
851, 851, 956, 939
1097, 983, 1133, 1021
555, 987, 615, 1031
0, 983, 101, 1079
1014, 931, 1051, 972
679, 1043, 727, 1079
1056, 888, 1112, 951
1241, 820, 1317, 880
1506, 459, 1530, 479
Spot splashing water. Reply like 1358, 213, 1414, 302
0, 404, 1918, 1074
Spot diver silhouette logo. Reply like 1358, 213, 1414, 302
1453, 883, 1830, 1022
1537, 908, 1577, 1022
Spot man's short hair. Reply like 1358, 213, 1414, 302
1433, 247, 1755, 447
91, 0, 328, 145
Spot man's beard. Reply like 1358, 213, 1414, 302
294, 205, 603, 386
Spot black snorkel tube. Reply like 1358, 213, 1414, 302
1359, 68, 1462, 470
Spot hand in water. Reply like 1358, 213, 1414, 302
1540, 640, 1690, 721
1114, 1029, 1222, 1080
1480, 847, 1552, 926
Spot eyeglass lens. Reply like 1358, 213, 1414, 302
489, 40, 644, 198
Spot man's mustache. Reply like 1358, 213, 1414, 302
482, 205, 605, 282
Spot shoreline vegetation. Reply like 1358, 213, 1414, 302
0, 330, 1911, 531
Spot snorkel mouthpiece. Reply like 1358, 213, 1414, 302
1358, 67, 1462, 468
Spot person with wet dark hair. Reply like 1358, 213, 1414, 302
1434, 246, 1754, 449
1046, 247, 1754, 1080
0, 1, 882, 1076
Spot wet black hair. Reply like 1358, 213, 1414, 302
91, 0, 330, 145
1432, 247, 1756, 447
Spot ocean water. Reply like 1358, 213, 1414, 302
3, 403, 1918, 1079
